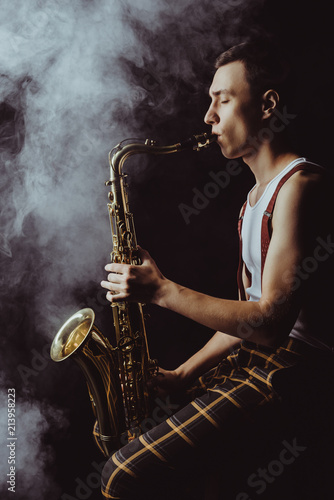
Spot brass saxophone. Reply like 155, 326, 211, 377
50, 132, 216, 458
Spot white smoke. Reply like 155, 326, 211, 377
0, 0, 265, 498
0, 0, 264, 326
0, 377, 69, 499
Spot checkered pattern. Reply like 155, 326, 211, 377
100, 338, 306, 499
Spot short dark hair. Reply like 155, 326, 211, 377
215, 39, 289, 101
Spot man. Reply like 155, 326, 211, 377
100, 40, 334, 499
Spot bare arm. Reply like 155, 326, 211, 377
174, 331, 240, 385
153, 331, 240, 395
102, 171, 324, 348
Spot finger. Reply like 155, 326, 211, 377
137, 246, 151, 263
100, 279, 116, 290
100, 281, 124, 295
107, 272, 122, 284
105, 262, 128, 273
106, 290, 127, 302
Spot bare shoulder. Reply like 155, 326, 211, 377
275, 167, 330, 210
273, 165, 333, 237
281, 167, 325, 191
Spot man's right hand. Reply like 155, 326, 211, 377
148, 367, 187, 399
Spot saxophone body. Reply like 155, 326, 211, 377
50, 132, 215, 458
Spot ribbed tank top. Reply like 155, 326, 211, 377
241, 157, 332, 351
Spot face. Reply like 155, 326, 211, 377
204, 61, 262, 159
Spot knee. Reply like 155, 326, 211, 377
101, 452, 138, 499
101, 454, 118, 498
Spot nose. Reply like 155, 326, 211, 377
204, 104, 219, 126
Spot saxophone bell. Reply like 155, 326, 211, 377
50, 308, 125, 457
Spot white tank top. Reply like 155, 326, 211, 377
241, 157, 332, 351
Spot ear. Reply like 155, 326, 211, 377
261, 89, 279, 119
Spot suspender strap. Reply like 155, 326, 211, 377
237, 200, 247, 301
260, 163, 324, 279
237, 162, 324, 300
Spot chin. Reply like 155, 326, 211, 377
216, 138, 240, 160
219, 145, 240, 160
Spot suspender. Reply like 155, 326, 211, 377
237, 201, 248, 301
237, 163, 324, 301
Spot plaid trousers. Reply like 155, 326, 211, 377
96, 338, 326, 499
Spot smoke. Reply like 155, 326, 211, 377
0, 384, 68, 500
0, 0, 267, 498
0, 0, 265, 332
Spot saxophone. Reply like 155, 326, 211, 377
50, 131, 216, 458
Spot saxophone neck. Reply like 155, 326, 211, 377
178, 132, 217, 152
108, 131, 216, 179
105, 131, 216, 262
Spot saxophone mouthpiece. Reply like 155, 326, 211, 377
179, 132, 216, 152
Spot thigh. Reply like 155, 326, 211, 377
101, 377, 276, 499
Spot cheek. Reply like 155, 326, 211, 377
239, 102, 262, 134
218, 111, 255, 157
223, 114, 250, 144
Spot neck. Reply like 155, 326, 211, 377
242, 138, 300, 186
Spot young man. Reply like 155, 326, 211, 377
100, 41, 334, 499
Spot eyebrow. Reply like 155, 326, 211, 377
209, 88, 232, 98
